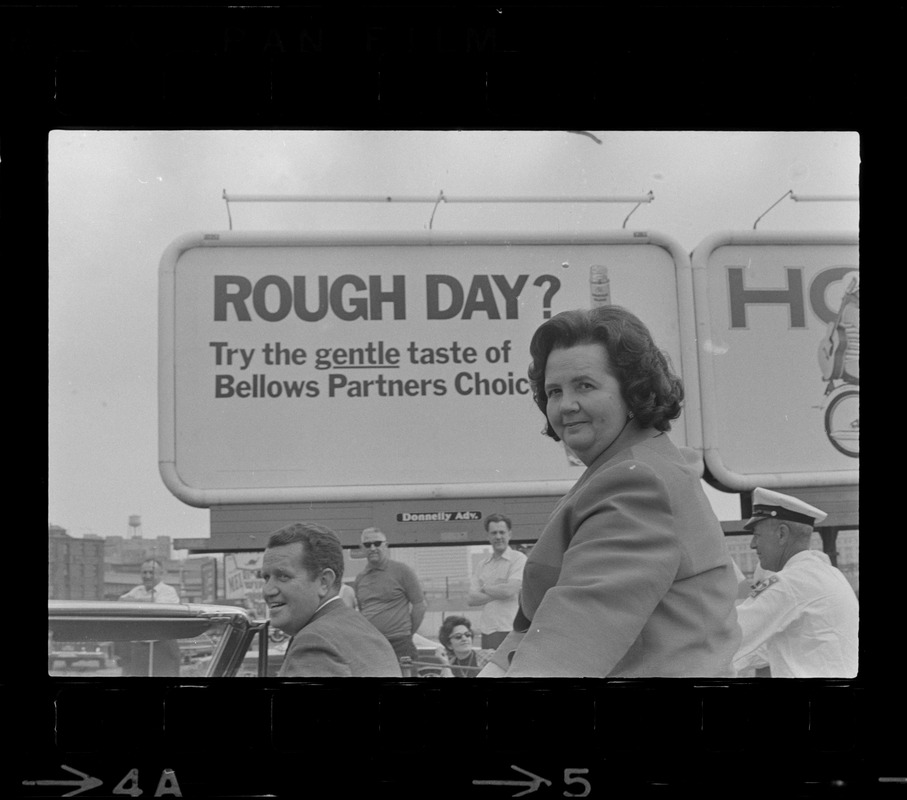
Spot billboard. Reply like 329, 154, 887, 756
223, 553, 266, 617
690, 231, 859, 490
159, 230, 697, 507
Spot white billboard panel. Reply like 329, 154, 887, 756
691, 231, 859, 490
159, 231, 696, 506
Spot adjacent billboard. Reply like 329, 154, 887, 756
159, 230, 697, 507
690, 231, 859, 490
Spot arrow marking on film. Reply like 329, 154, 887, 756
22, 764, 104, 797
473, 764, 552, 797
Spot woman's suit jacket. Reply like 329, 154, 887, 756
491, 433, 741, 677
278, 597, 402, 677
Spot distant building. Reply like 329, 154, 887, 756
165, 556, 218, 603
104, 534, 173, 566
48, 525, 104, 600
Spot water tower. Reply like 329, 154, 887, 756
128, 515, 143, 539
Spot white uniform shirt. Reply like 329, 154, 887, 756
120, 581, 181, 604
734, 550, 858, 678
470, 547, 527, 635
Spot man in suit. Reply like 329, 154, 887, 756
262, 522, 402, 677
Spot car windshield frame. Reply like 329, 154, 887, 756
48, 600, 266, 678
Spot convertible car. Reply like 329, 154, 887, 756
48, 600, 453, 678
47, 600, 275, 678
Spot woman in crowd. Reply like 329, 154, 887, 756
479, 306, 741, 677
437, 616, 494, 678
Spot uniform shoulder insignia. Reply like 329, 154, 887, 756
749, 574, 780, 598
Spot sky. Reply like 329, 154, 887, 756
48, 130, 860, 548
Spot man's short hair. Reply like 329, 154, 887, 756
780, 519, 815, 542
267, 522, 344, 585
361, 526, 385, 539
142, 558, 164, 570
483, 513, 512, 532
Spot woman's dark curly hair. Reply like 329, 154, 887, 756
438, 615, 473, 653
528, 306, 684, 439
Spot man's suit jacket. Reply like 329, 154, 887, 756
278, 598, 402, 677
492, 432, 741, 677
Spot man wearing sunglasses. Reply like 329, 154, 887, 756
354, 527, 426, 662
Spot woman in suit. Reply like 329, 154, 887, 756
480, 306, 740, 677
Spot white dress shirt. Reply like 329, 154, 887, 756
734, 550, 858, 678
120, 581, 181, 604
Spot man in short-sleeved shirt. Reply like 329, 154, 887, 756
468, 513, 527, 649
354, 527, 426, 661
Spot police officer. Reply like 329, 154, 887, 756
733, 488, 858, 678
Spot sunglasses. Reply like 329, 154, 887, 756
362, 541, 386, 549
450, 632, 473, 640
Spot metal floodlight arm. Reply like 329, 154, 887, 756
221, 190, 656, 231
753, 190, 859, 229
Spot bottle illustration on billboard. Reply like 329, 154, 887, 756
589, 264, 611, 308
561, 265, 614, 466
817, 271, 859, 457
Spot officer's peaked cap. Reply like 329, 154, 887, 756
743, 487, 827, 530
